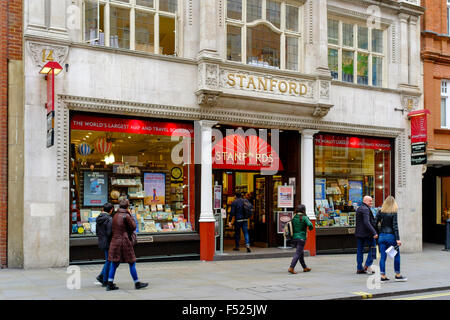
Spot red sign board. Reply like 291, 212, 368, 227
46, 69, 54, 113
212, 134, 283, 171
408, 110, 430, 144
71, 114, 194, 137
314, 134, 391, 151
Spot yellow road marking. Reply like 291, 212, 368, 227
393, 292, 450, 300
352, 292, 373, 299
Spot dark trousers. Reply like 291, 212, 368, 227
290, 239, 307, 269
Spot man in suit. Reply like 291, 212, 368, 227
355, 196, 378, 274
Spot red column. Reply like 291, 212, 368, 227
305, 220, 316, 256
200, 222, 215, 261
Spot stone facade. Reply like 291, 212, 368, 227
17, 0, 424, 268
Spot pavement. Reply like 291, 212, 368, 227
0, 243, 449, 300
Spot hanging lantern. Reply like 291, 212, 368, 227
78, 143, 92, 157
95, 137, 113, 155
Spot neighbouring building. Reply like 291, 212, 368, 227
421, 0, 450, 245
8, 0, 424, 268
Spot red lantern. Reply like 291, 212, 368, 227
95, 137, 112, 154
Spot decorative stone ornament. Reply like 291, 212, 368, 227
27, 41, 69, 70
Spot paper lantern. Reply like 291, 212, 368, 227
95, 137, 112, 155
78, 143, 92, 156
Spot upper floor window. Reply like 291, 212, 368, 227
226, 0, 303, 72
441, 80, 450, 128
328, 18, 385, 87
84, 0, 177, 56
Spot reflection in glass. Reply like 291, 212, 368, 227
358, 26, 368, 50
328, 48, 338, 80
286, 5, 298, 32
135, 11, 154, 53
227, 0, 242, 20
372, 29, 383, 53
286, 36, 298, 71
372, 56, 382, 87
343, 23, 354, 47
136, 0, 153, 7
266, 0, 280, 28
247, 24, 280, 68
342, 50, 354, 83
159, 0, 177, 13
227, 25, 241, 62
110, 7, 130, 49
328, 19, 339, 45
357, 53, 368, 85
247, 0, 262, 22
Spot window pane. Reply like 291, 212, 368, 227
85, 0, 98, 43
266, 0, 280, 29
247, 24, 280, 68
227, 0, 242, 20
372, 29, 383, 53
159, 0, 177, 13
285, 36, 298, 71
286, 5, 298, 32
358, 26, 368, 50
247, 0, 262, 23
342, 50, 354, 83
442, 81, 448, 95
135, 11, 154, 53
357, 53, 368, 85
227, 25, 241, 62
372, 56, 383, 87
136, 0, 153, 7
343, 23, 354, 47
328, 19, 339, 45
328, 48, 338, 80
110, 7, 130, 49
442, 98, 447, 127
159, 16, 175, 55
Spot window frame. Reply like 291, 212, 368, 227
83, 0, 179, 56
327, 16, 386, 88
225, 0, 304, 72
441, 80, 450, 129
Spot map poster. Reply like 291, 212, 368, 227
144, 173, 166, 205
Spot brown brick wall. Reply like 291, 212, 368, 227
0, 0, 22, 268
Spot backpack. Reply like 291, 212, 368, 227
284, 220, 294, 240
243, 199, 254, 219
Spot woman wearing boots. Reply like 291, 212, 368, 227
288, 204, 314, 274
106, 199, 148, 291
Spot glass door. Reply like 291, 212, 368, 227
253, 175, 268, 247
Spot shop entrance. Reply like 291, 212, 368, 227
213, 170, 283, 248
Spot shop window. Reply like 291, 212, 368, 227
226, 0, 303, 71
69, 114, 195, 237
437, 177, 450, 225
328, 17, 385, 87
441, 80, 450, 128
314, 134, 392, 228
83, 0, 178, 56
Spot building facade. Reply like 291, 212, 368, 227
421, 0, 450, 245
11, 0, 424, 268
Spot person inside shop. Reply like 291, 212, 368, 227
228, 192, 252, 253
288, 204, 314, 274
355, 195, 378, 274
95, 202, 115, 287
106, 199, 148, 291
376, 196, 407, 282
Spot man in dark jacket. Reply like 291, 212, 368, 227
96, 202, 114, 287
355, 196, 378, 274
228, 192, 252, 253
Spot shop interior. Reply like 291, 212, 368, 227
70, 127, 194, 238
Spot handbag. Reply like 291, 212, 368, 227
123, 215, 138, 246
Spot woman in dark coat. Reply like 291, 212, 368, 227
106, 199, 148, 291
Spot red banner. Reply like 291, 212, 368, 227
408, 110, 430, 144
71, 114, 194, 137
314, 134, 391, 151
46, 69, 54, 113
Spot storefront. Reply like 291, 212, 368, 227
212, 127, 301, 249
314, 133, 394, 253
69, 112, 199, 262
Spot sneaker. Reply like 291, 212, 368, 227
232, 247, 240, 251
135, 281, 149, 290
106, 281, 119, 291
381, 277, 390, 282
246, 247, 251, 253
356, 270, 367, 274
395, 275, 408, 282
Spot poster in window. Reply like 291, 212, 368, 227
349, 180, 363, 206
83, 171, 108, 206
278, 185, 294, 208
315, 178, 326, 200
144, 173, 166, 205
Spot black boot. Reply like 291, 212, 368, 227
135, 281, 149, 290
106, 281, 119, 291
96, 274, 104, 283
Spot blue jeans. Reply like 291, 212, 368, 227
379, 233, 401, 275
108, 261, 139, 283
290, 239, 307, 269
356, 237, 375, 271
100, 250, 111, 283
234, 220, 250, 248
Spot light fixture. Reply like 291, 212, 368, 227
39, 61, 63, 75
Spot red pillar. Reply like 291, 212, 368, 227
305, 220, 316, 256
200, 221, 215, 261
